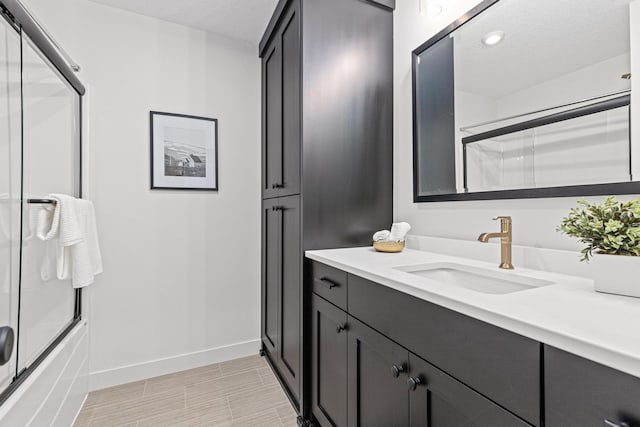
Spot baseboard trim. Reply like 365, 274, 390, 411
88, 339, 261, 391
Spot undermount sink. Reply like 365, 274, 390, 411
394, 262, 554, 295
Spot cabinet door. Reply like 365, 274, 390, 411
278, 3, 300, 198
262, 37, 282, 199
408, 354, 531, 427
278, 195, 301, 401
545, 346, 640, 427
261, 3, 300, 200
262, 196, 301, 403
261, 199, 280, 357
347, 316, 409, 427
311, 295, 348, 427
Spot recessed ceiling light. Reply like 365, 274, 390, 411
482, 30, 505, 46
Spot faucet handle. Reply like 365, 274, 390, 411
493, 216, 513, 236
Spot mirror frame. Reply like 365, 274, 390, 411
412, 0, 639, 202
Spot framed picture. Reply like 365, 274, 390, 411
150, 111, 218, 190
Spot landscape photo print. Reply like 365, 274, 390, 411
150, 111, 218, 190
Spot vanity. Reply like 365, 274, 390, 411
259, 0, 640, 425
306, 246, 640, 427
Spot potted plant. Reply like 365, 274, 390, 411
558, 196, 640, 298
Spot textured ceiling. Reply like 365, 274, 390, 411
87, 0, 279, 46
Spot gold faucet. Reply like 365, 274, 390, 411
478, 216, 514, 270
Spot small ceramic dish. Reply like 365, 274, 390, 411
373, 241, 405, 253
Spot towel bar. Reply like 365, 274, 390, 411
27, 198, 56, 205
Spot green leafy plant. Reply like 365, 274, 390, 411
558, 196, 640, 261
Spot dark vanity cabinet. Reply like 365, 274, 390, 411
309, 261, 534, 427
260, 0, 394, 421
309, 259, 640, 427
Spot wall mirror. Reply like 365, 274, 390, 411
413, 0, 638, 202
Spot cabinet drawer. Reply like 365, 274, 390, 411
348, 274, 540, 426
545, 346, 640, 427
309, 261, 348, 310
409, 353, 531, 427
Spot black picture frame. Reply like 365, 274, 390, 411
412, 0, 640, 203
150, 111, 219, 191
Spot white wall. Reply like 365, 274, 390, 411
23, 0, 262, 390
394, 0, 639, 251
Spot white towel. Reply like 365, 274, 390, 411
36, 194, 103, 288
388, 222, 411, 242
373, 230, 390, 242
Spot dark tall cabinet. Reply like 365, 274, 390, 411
260, 0, 394, 423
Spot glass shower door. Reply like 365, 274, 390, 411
18, 33, 80, 371
0, 18, 22, 394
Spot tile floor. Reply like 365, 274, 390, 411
74, 355, 298, 427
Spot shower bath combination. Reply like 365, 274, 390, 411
0, 0, 85, 406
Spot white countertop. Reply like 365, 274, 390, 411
306, 246, 640, 378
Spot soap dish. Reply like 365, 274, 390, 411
373, 241, 405, 253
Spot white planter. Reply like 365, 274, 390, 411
591, 253, 640, 298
